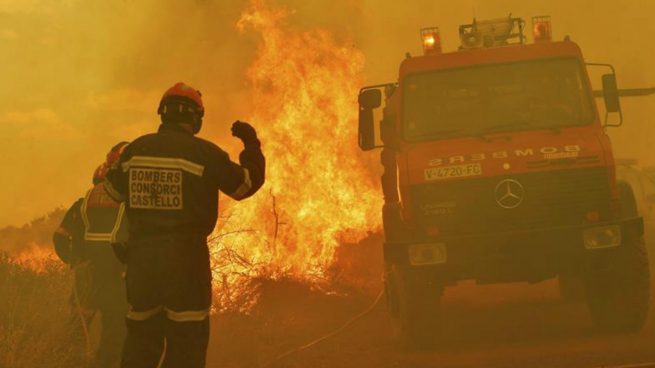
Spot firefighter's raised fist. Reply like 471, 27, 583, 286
231, 120, 258, 143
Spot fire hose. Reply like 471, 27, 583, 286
69, 259, 97, 362
71, 274, 94, 361
262, 289, 385, 368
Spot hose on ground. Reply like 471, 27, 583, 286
262, 289, 385, 367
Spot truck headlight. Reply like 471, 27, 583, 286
408, 243, 447, 266
583, 225, 621, 250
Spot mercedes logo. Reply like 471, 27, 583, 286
494, 179, 525, 209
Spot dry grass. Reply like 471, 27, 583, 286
0, 254, 87, 368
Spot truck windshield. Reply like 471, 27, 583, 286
403, 58, 594, 140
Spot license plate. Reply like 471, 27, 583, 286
424, 163, 482, 181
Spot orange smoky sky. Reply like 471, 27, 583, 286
1, 0, 654, 226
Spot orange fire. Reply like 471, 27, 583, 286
7, 244, 62, 274
209, 0, 382, 311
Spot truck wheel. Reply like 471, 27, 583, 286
558, 274, 584, 303
388, 265, 442, 347
584, 236, 650, 332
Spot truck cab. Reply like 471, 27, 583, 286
358, 16, 650, 345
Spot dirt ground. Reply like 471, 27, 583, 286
207, 233, 655, 368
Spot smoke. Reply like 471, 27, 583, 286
1, 0, 654, 226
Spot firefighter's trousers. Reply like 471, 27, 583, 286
120, 235, 212, 368
71, 256, 128, 368
92, 303, 128, 368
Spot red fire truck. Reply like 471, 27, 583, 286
358, 16, 650, 345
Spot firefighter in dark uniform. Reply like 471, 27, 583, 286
53, 142, 130, 368
103, 82, 266, 368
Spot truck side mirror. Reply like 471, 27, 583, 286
358, 89, 381, 151
359, 89, 382, 109
602, 74, 621, 113
358, 107, 376, 151
586, 63, 623, 127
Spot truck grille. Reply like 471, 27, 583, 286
411, 167, 612, 236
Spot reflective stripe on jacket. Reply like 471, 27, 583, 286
82, 183, 128, 244
104, 124, 265, 238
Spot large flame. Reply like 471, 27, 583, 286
209, 0, 382, 311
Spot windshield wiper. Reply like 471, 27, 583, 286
413, 128, 466, 139
414, 127, 516, 142
484, 120, 533, 133
484, 120, 561, 134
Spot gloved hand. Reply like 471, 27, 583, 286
231, 120, 259, 145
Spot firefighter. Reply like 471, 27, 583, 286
53, 142, 130, 368
103, 82, 266, 368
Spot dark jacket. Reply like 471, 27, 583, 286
104, 124, 265, 239
53, 183, 128, 307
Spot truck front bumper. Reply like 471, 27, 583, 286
384, 216, 644, 283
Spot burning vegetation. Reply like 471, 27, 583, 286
0, 208, 64, 273
209, 0, 382, 311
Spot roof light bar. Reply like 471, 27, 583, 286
421, 27, 442, 55
459, 16, 525, 49
532, 16, 552, 42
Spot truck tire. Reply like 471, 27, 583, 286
388, 265, 442, 347
616, 181, 639, 219
584, 236, 650, 332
